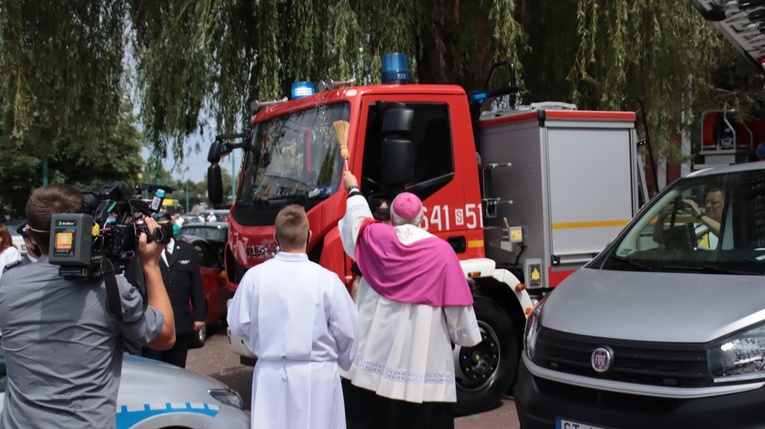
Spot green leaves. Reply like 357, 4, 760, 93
1, 0, 763, 217
0, 0, 140, 217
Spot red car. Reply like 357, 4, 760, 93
176, 235, 232, 347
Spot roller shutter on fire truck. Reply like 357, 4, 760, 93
480, 109, 641, 290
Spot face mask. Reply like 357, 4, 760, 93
24, 237, 40, 257
30, 244, 41, 257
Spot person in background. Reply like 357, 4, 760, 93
684, 187, 725, 248
0, 221, 42, 383
3, 223, 40, 273
0, 225, 21, 279
0, 183, 175, 428
228, 204, 358, 429
373, 200, 391, 223
142, 212, 205, 368
653, 187, 725, 249
173, 213, 185, 234
338, 171, 481, 429
206, 211, 216, 222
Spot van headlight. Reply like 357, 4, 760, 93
708, 323, 765, 384
209, 388, 244, 410
524, 296, 548, 359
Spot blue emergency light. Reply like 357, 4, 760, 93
291, 81, 315, 99
468, 91, 488, 105
381, 53, 409, 84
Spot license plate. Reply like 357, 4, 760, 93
556, 418, 610, 429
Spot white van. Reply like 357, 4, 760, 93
515, 162, 765, 428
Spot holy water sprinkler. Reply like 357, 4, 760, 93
333, 120, 350, 171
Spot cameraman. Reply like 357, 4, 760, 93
0, 184, 176, 428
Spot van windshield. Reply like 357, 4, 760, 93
596, 168, 765, 275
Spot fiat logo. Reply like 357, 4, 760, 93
591, 346, 613, 373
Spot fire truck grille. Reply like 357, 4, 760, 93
532, 328, 709, 388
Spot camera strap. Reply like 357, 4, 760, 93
104, 273, 125, 322
101, 259, 126, 322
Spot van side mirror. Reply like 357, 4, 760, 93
208, 164, 223, 205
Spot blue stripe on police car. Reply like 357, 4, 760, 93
117, 402, 220, 428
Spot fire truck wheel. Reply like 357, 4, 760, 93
454, 296, 518, 416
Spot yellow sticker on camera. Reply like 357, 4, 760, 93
56, 233, 73, 250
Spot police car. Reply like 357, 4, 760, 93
0, 354, 250, 428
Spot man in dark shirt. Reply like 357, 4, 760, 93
142, 212, 205, 367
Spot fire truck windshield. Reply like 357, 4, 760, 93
237, 103, 350, 209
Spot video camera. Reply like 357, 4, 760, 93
48, 182, 174, 279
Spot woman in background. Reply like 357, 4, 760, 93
0, 225, 22, 278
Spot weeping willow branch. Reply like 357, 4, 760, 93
2, 0, 763, 175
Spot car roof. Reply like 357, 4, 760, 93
176, 234, 207, 244
181, 221, 229, 228
176, 234, 226, 249
686, 160, 765, 177
175, 235, 226, 255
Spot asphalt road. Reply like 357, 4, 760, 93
185, 323, 522, 429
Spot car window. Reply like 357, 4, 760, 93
213, 210, 230, 221
193, 242, 223, 270
180, 226, 227, 243
193, 243, 212, 267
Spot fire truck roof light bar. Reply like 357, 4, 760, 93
291, 81, 315, 99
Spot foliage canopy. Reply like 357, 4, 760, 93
1, 0, 763, 217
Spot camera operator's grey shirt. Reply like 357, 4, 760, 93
0, 256, 164, 429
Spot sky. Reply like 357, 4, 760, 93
140, 145, 210, 183
139, 133, 240, 184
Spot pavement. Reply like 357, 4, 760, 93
186, 323, 521, 429
455, 396, 519, 429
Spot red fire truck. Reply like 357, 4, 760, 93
207, 55, 648, 413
